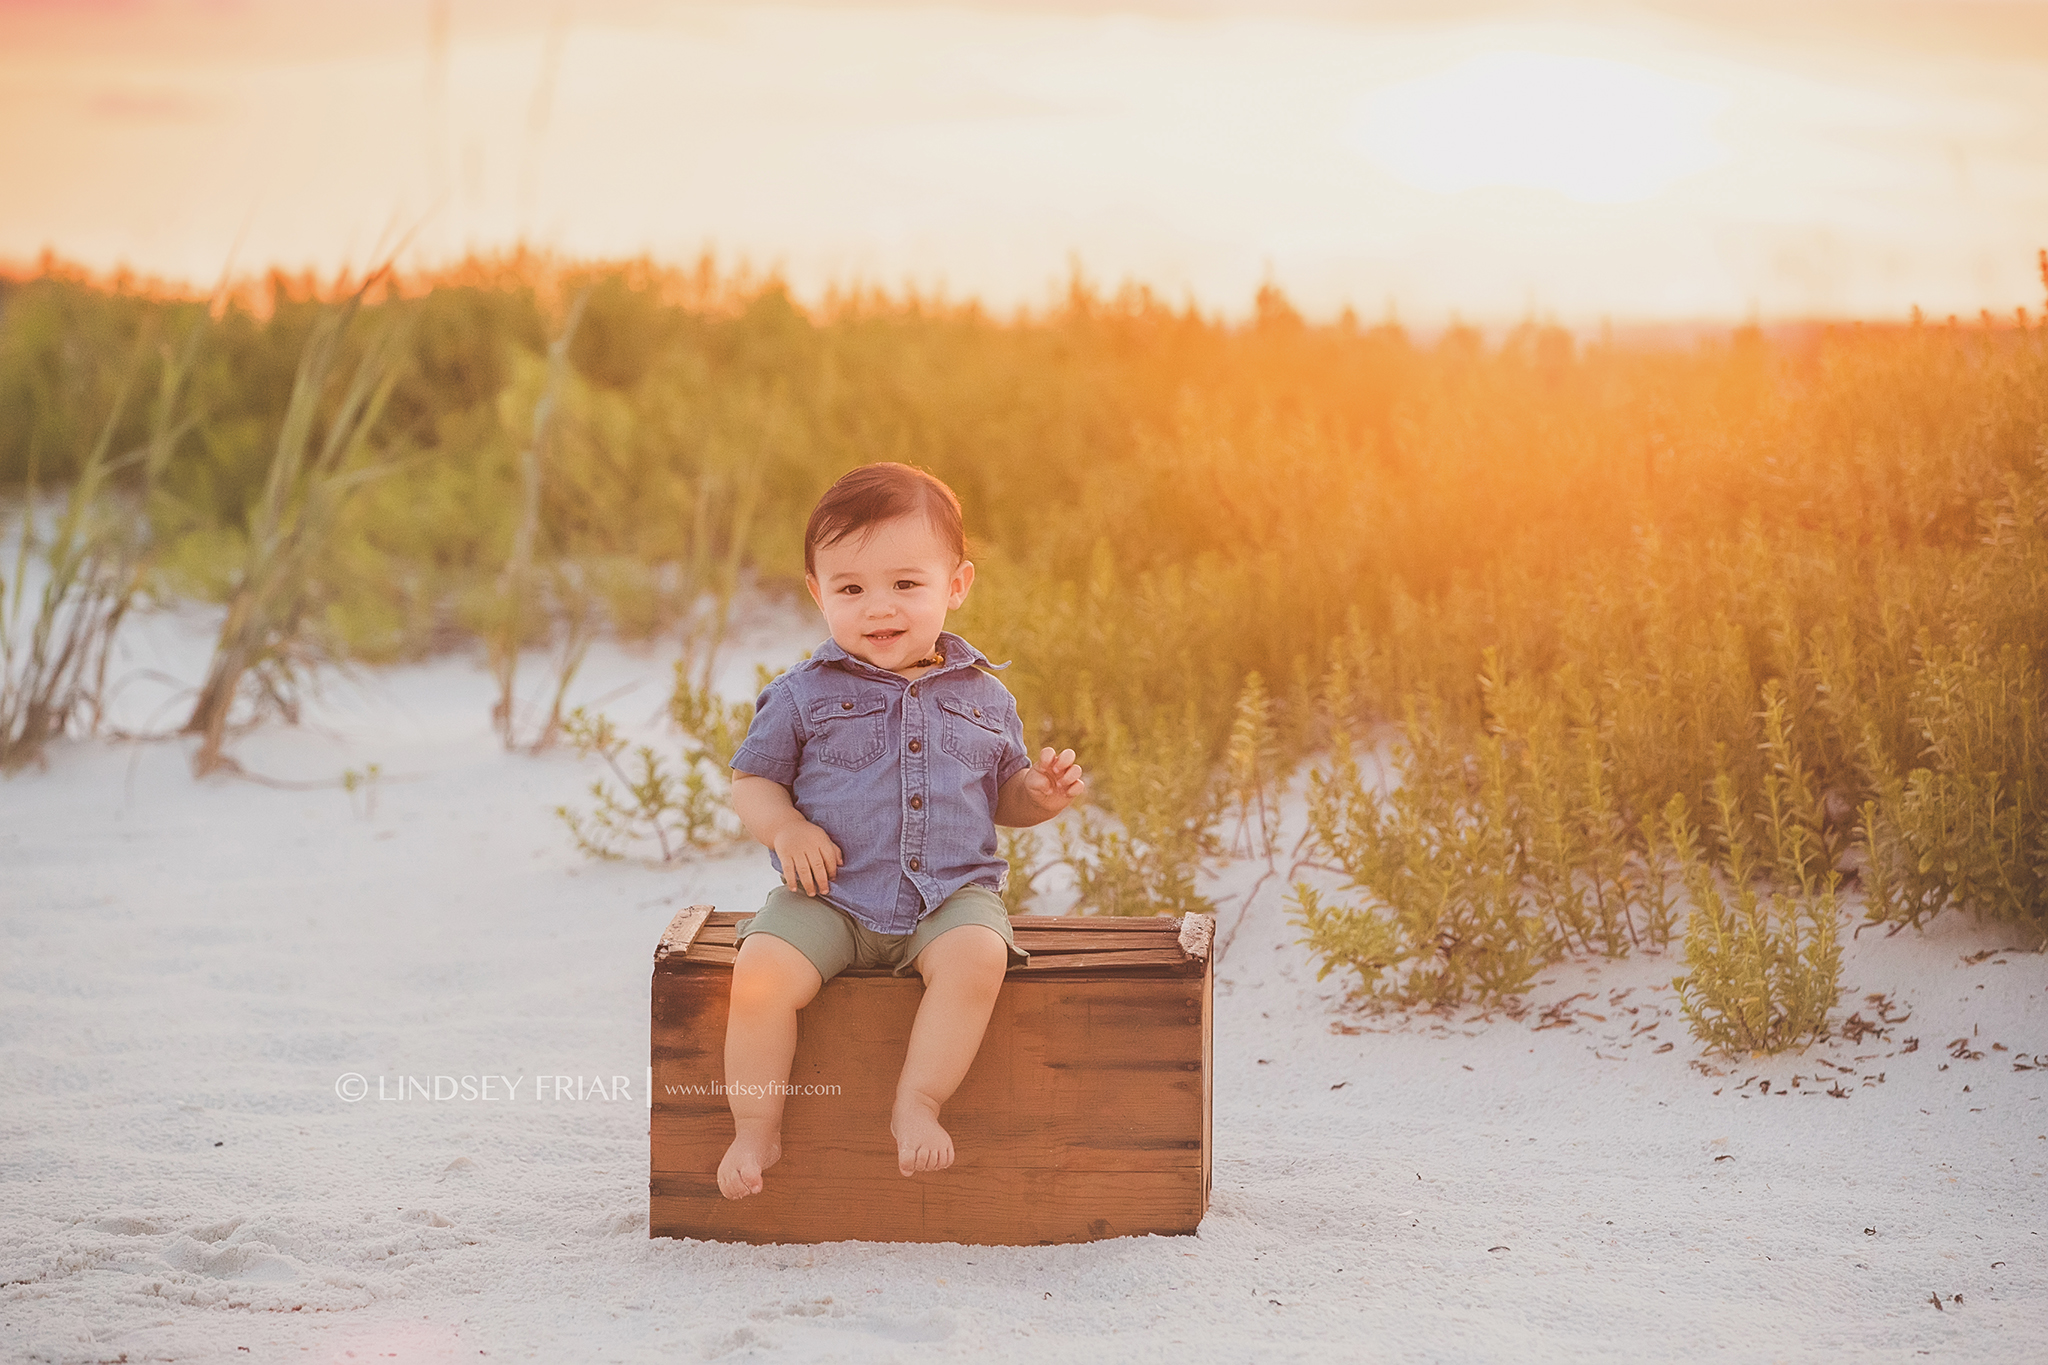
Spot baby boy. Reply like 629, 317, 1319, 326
718, 461, 1084, 1199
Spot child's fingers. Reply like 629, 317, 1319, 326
806, 849, 836, 888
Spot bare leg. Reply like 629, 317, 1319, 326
892, 924, 1009, 1177
718, 933, 824, 1199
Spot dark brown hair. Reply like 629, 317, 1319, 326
804, 462, 965, 576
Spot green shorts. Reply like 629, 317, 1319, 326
735, 884, 1028, 982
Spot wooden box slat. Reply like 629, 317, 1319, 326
650, 907, 1213, 1245
690, 924, 1187, 955
651, 1169, 1200, 1245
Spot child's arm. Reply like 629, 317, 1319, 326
994, 747, 1086, 827
732, 773, 843, 897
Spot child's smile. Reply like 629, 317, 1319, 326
806, 513, 975, 677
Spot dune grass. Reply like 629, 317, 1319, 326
3, 254, 2043, 1043
1, 307, 204, 770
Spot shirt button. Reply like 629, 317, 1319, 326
908, 739, 921, 754
840, 700, 853, 710
909, 796, 923, 810
909, 684, 918, 697
973, 707, 982, 718
908, 856, 921, 872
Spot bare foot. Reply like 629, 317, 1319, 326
890, 1094, 954, 1176
717, 1126, 782, 1199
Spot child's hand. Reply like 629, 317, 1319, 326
996, 747, 1085, 827
1025, 747, 1085, 812
773, 819, 843, 897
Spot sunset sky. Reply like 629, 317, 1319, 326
2, 0, 2045, 321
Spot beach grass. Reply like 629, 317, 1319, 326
3, 253, 2043, 1044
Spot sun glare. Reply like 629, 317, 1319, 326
1351, 51, 1729, 204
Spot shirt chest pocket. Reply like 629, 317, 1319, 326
937, 695, 1007, 771
806, 694, 889, 771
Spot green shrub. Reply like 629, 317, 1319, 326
1290, 699, 1551, 1008
1059, 701, 1221, 917
555, 708, 703, 862
1858, 636, 2045, 943
1223, 670, 1283, 862
1669, 773, 1842, 1055
1483, 653, 1667, 958
556, 664, 757, 862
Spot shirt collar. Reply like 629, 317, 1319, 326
807, 631, 1006, 681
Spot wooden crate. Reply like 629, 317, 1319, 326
649, 905, 1214, 1245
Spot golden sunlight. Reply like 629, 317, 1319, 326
1351, 51, 1729, 204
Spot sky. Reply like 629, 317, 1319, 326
1, 0, 2045, 322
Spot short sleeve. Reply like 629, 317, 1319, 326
729, 675, 802, 784
994, 698, 1030, 788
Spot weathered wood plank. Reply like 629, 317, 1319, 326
1019, 915, 1184, 929
673, 944, 1196, 972
651, 1118, 1201, 1175
650, 1169, 1202, 1245
1202, 943, 1213, 1205
685, 910, 1175, 932
689, 925, 1184, 953
653, 905, 714, 962
1012, 947, 1192, 971
653, 977, 1202, 1052
1010, 930, 1183, 950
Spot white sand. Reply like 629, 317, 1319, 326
3, 608, 2044, 1363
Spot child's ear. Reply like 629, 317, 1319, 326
947, 559, 975, 609
804, 574, 824, 612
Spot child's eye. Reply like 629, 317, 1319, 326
895, 579, 919, 591
838, 584, 861, 596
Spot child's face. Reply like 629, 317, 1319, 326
805, 512, 974, 676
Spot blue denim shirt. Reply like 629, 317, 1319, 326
729, 631, 1031, 934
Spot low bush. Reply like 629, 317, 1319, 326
555, 662, 758, 862
1290, 699, 1551, 1008
5, 255, 2044, 1043
1668, 773, 1843, 1055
